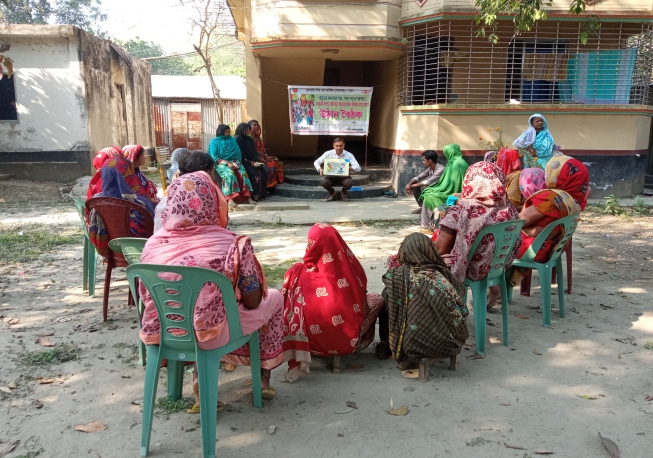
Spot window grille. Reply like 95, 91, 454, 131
398, 20, 653, 106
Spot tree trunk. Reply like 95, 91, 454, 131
206, 65, 224, 124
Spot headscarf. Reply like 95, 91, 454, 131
122, 144, 158, 201
497, 148, 522, 207
167, 148, 188, 182
139, 172, 267, 346
234, 122, 259, 163
545, 155, 590, 211
438, 161, 521, 282
513, 114, 555, 169
209, 124, 242, 163
281, 223, 368, 380
484, 151, 497, 163
382, 233, 467, 362
420, 144, 469, 211
86, 147, 123, 200
519, 168, 546, 200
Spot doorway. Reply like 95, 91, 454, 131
171, 103, 202, 150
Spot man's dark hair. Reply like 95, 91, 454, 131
422, 150, 438, 162
333, 137, 345, 144
179, 150, 215, 175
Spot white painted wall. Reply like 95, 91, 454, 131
0, 36, 89, 152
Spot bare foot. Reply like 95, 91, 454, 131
487, 285, 502, 312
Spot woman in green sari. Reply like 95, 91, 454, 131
208, 124, 253, 205
419, 144, 469, 229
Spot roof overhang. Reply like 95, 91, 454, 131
225, 0, 245, 36
0, 24, 80, 38
250, 36, 406, 60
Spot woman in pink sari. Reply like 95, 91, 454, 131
139, 172, 283, 408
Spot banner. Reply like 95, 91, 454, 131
288, 86, 373, 136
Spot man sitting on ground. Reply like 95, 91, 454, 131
404, 150, 445, 214
314, 137, 362, 202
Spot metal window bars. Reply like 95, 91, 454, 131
398, 19, 653, 106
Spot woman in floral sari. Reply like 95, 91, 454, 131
122, 144, 159, 203
380, 233, 468, 369
139, 172, 283, 407
281, 223, 384, 381
496, 147, 523, 208
513, 114, 555, 169
248, 119, 284, 188
208, 124, 253, 205
87, 155, 156, 257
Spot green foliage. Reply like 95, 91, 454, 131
22, 343, 79, 365
187, 40, 246, 78
603, 194, 622, 215
118, 38, 194, 76
633, 197, 650, 215
155, 396, 194, 414
1, 0, 106, 36
474, 0, 598, 44
0, 224, 82, 265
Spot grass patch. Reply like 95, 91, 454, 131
22, 343, 79, 365
0, 223, 82, 265
14, 449, 45, 458
113, 342, 138, 362
262, 260, 298, 288
155, 396, 194, 414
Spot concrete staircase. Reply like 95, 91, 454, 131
645, 174, 653, 196
271, 166, 393, 200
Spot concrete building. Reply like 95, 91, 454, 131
152, 75, 246, 152
0, 25, 155, 181
227, 0, 653, 197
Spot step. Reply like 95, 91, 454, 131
283, 167, 391, 182
0, 174, 15, 181
645, 174, 653, 186
273, 181, 392, 199
284, 174, 371, 187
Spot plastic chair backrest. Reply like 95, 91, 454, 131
519, 213, 580, 264
108, 237, 147, 265
466, 219, 526, 281
126, 264, 243, 356
72, 197, 90, 237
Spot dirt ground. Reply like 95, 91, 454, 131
0, 181, 652, 458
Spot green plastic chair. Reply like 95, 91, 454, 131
72, 197, 97, 297
462, 219, 525, 356
109, 238, 148, 366
507, 213, 581, 327
126, 264, 263, 458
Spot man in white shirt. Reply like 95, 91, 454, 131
314, 137, 362, 202
404, 150, 445, 214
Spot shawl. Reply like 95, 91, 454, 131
439, 161, 521, 282
86, 147, 123, 200
234, 123, 259, 164
281, 223, 368, 379
381, 233, 467, 363
88, 156, 155, 257
545, 155, 590, 210
122, 144, 158, 201
139, 172, 267, 346
513, 114, 555, 169
519, 168, 546, 200
167, 148, 188, 182
209, 125, 242, 164
420, 144, 469, 211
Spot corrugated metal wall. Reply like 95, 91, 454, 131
155, 98, 243, 151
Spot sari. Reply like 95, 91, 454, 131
86, 147, 123, 201
88, 156, 156, 257
438, 161, 521, 282
123, 145, 159, 202
517, 155, 589, 261
513, 114, 555, 169
382, 233, 468, 363
281, 223, 384, 381
519, 168, 546, 201
235, 123, 267, 200
420, 144, 469, 211
497, 148, 523, 207
249, 120, 284, 188
139, 172, 283, 369
208, 124, 253, 202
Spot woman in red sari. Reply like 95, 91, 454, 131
122, 144, 159, 203
86, 146, 123, 200
496, 147, 523, 208
281, 223, 384, 381
248, 119, 284, 188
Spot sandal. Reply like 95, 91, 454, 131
261, 387, 276, 400
186, 401, 226, 414
224, 363, 235, 372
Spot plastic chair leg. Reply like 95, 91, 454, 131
555, 257, 566, 318
248, 331, 263, 409
499, 276, 509, 347
471, 279, 488, 356
197, 351, 220, 458
167, 360, 184, 400
538, 267, 553, 327
82, 236, 89, 292
103, 263, 113, 322
506, 272, 513, 304
565, 242, 572, 294
88, 241, 97, 297
136, 299, 146, 367
141, 345, 162, 457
